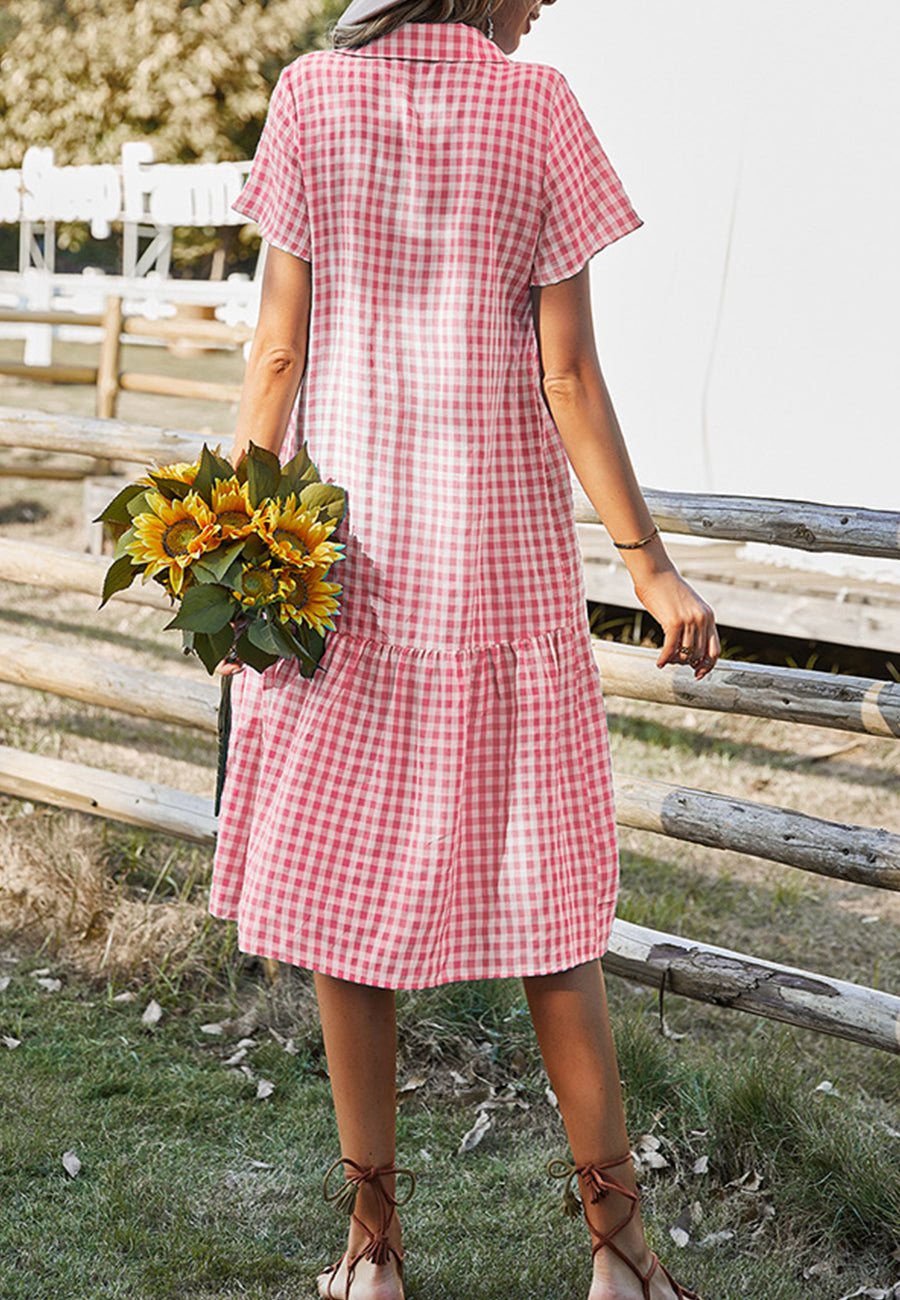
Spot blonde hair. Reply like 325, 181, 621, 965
332, 0, 496, 50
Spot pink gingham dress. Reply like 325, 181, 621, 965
209, 22, 642, 988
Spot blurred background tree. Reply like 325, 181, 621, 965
0, 0, 345, 169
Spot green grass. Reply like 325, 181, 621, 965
1, 955, 899, 1300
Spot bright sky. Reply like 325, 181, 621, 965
523, 0, 899, 513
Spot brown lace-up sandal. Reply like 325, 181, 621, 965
318, 1157, 416, 1299
548, 1153, 701, 1300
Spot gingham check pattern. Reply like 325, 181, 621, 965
210, 22, 642, 988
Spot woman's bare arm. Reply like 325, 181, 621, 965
229, 244, 313, 466
531, 266, 720, 677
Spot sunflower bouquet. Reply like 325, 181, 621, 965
97, 442, 346, 678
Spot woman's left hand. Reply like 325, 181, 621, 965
630, 567, 720, 679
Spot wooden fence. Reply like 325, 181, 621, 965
1, 405, 899, 1054
0, 297, 249, 423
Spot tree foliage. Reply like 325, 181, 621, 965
0, 0, 345, 168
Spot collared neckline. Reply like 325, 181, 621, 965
338, 21, 509, 63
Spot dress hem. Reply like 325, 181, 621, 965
207, 902, 618, 990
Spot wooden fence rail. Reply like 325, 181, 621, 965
0, 301, 248, 418
2, 406, 900, 559
573, 483, 900, 560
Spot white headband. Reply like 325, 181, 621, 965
337, 0, 408, 25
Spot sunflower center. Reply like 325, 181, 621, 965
285, 574, 311, 608
273, 527, 309, 557
217, 509, 249, 529
241, 567, 277, 600
163, 518, 202, 557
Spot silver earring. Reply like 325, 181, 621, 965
486, 14, 494, 40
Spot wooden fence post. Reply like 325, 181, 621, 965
95, 295, 123, 423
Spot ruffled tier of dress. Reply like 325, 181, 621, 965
210, 624, 619, 988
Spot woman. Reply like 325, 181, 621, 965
210, 1, 719, 1297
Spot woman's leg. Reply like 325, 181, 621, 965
313, 972, 403, 1300
523, 961, 679, 1299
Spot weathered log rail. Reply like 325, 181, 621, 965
572, 482, 900, 560
2, 406, 900, 559
0, 410, 898, 1054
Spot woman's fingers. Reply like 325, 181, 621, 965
656, 610, 720, 679
216, 662, 244, 677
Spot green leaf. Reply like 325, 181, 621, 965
191, 539, 247, 584
298, 481, 347, 523
164, 583, 236, 634
192, 624, 235, 675
278, 444, 314, 498
147, 475, 193, 500
94, 481, 146, 525
99, 554, 139, 608
235, 628, 277, 673
246, 442, 281, 508
114, 525, 137, 559
192, 444, 233, 505
126, 490, 152, 518
247, 619, 282, 656
297, 622, 327, 664
275, 621, 320, 673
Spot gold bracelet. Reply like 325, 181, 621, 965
612, 525, 659, 551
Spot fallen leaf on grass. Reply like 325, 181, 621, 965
0, 976, 11, 993
815, 1079, 839, 1095
697, 1230, 734, 1248
669, 1226, 690, 1248
222, 1007, 260, 1038
837, 1287, 900, 1300
269, 1028, 298, 1055
692, 1155, 709, 1175
62, 1151, 82, 1178
141, 999, 164, 1027
200, 1023, 224, 1035
397, 1075, 427, 1103
255, 1078, 275, 1100
223, 1048, 248, 1067
248, 1160, 274, 1169
30, 968, 52, 978
35, 978, 62, 993
634, 1134, 670, 1170
112, 991, 136, 1003
2, 1035, 21, 1049
545, 1086, 560, 1111
458, 1110, 491, 1154
727, 1170, 762, 1192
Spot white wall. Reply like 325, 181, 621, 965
523, 0, 900, 514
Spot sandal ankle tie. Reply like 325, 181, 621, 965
547, 1153, 701, 1300
322, 1157, 416, 1285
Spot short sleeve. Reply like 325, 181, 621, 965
232, 69, 312, 261
531, 76, 642, 287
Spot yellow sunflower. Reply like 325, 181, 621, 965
139, 459, 200, 488
232, 561, 291, 610
262, 496, 343, 570
125, 490, 218, 595
210, 478, 259, 540
278, 566, 342, 635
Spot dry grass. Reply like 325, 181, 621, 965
0, 809, 210, 979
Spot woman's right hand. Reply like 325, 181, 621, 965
630, 566, 720, 679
